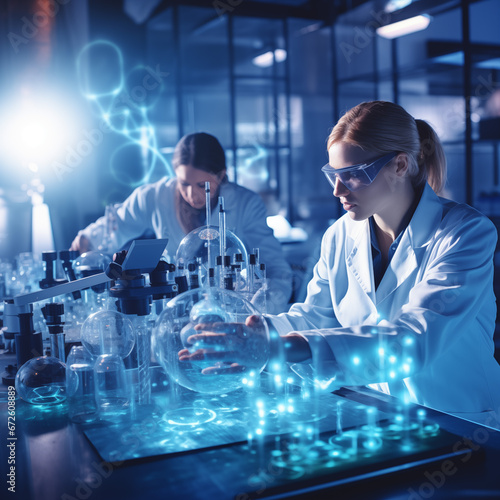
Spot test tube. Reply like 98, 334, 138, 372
188, 263, 200, 290
259, 263, 267, 314
216, 255, 223, 289
234, 264, 242, 292
218, 196, 226, 264
248, 254, 256, 294
223, 256, 232, 290
208, 268, 216, 288
205, 182, 211, 270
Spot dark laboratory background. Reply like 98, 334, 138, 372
1, 0, 500, 324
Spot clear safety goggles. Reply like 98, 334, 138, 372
321, 152, 398, 192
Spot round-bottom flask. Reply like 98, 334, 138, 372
15, 356, 67, 405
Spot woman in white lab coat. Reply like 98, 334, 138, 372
185, 101, 500, 428
70, 132, 292, 313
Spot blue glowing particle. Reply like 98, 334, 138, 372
352, 356, 360, 365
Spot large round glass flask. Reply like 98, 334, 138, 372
175, 225, 248, 284
80, 310, 135, 358
153, 288, 270, 395
15, 356, 67, 405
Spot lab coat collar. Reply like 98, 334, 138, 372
346, 183, 443, 306
377, 183, 443, 303
405, 183, 444, 249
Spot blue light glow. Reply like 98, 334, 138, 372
76, 40, 174, 189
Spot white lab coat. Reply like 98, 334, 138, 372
270, 184, 500, 427
78, 177, 293, 313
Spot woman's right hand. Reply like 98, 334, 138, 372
69, 234, 91, 254
178, 315, 269, 375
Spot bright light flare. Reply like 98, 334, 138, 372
0, 94, 81, 168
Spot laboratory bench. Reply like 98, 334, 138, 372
1, 349, 500, 500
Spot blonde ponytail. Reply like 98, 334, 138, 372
415, 119, 447, 194
328, 101, 447, 194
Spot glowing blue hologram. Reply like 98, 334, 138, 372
124, 65, 165, 112
163, 407, 217, 426
77, 40, 125, 98
76, 40, 175, 194
404, 335, 415, 345
109, 141, 160, 189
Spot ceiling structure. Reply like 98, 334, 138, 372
124, 0, 372, 25
123, 0, 471, 27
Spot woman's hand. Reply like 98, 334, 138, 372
69, 234, 91, 254
178, 315, 268, 375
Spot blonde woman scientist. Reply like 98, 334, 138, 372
183, 101, 500, 429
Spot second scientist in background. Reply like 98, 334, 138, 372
70, 132, 293, 313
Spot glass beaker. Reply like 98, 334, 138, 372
66, 346, 98, 423
94, 353, 130, 419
